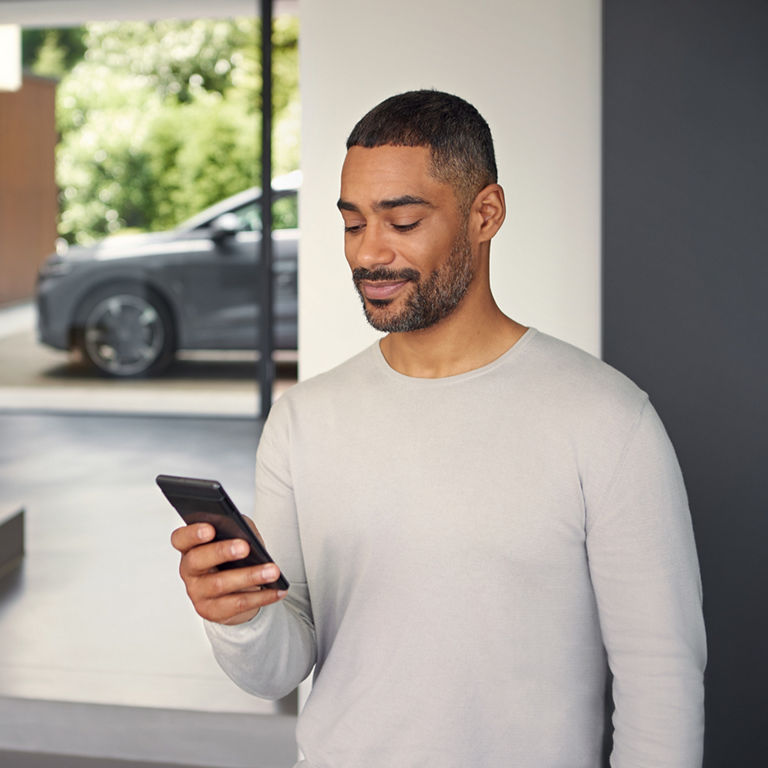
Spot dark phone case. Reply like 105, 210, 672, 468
156, 474, 289, 590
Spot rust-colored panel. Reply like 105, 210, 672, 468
0, 74, 58, 305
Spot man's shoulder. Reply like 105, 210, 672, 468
528, 331, 637, 384
523, 330, 648, 419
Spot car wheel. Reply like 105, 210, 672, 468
75, 285, 176, 377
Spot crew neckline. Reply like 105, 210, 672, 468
371, 327, 538, 385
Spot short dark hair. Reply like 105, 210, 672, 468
346, 90, 497, 211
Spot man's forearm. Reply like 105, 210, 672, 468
205, 589, 316, 700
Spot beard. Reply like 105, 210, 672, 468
352, 229, 474, 333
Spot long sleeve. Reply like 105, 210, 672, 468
586, 399, 706, 767
204, 397, 317, 700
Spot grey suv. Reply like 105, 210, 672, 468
36, 172, 299, 377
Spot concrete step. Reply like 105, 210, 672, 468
0, 697, 297, 768
0, 749, 212, 768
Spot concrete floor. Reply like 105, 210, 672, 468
0, 303, 301, 765
0, 413, 298, 766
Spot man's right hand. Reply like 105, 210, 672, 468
171, 522, 287, 626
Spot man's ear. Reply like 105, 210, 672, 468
470, 184, 506, 243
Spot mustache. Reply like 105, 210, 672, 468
352, 267, 420, 284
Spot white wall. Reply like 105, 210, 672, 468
0, 25, 21, 90
298, 0, 601, 379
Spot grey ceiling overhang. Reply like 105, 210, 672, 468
0, 0, 298, 25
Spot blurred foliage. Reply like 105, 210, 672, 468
23, 17, 299, 245
22, 27, 87, 77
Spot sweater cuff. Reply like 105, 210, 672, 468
203, 606, 271, 644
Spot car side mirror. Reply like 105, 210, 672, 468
210, 213, 242, 241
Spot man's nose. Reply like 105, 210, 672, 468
354, 222, 396, 269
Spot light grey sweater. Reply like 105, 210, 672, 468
205, 329, 706, 767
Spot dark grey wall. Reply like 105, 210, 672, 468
602, 1, 768, 765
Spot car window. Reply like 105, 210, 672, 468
229, 192, 298, 232
272, 193, 298, 230
193, 190, 298, 234
230, 201, 260, 231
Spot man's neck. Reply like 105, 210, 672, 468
379, 300, 527, 379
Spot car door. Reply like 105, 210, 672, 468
166, 200, 261, 350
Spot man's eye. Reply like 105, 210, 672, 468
392, 220, 421, 232
344, 224, 364, 234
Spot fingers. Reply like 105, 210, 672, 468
171, 522, 215, 555
214, 585, 287, 626
171, 523, 287, 625
187, 563, 288, 625
172, 527, 254, 576
181, 536, 251, 577
195, 562, 283, 599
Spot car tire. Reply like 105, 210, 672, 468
74, 283, 176, 377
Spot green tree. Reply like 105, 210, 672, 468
144, 93, 259, 230
52, 17, 298, 244
22, 27, 87, 77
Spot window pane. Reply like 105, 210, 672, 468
0, 14, 300, 760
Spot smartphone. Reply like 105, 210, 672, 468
156, 473, 289, 590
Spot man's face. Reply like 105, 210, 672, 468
338, 145, 475, 333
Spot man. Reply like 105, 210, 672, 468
172, 90, 706, 767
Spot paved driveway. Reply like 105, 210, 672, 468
0, 303, 296, 417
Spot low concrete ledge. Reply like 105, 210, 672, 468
0, 507, 24, 580
0, 697, 297, 767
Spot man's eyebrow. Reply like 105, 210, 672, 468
375, 195, 433, 211
337, 199, 359, 212
336, 195, 434, 213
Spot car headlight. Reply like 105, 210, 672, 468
38, 259, 74, 278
